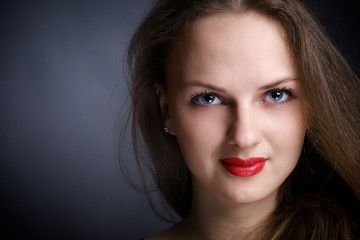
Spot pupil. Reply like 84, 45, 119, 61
203, 94, 214, 103
271, 91, 282, 100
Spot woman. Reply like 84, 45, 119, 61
122, 0, 360, 239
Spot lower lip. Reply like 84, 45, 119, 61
220, 157, 266, 177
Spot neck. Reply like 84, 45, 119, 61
182, 180, 278, 240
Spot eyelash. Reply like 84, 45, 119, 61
262, 87, 297, 104
189, 89, 220, 104
189, 87, 297, 105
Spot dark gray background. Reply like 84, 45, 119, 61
1, 0, 359, 239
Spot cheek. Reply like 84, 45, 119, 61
265, 101, 305, 134
171, 107, 227, 159
265, 107, 306, 159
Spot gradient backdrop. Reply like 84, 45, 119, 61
1, 0, 359, 239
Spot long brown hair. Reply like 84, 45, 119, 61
121, 0, 360, 238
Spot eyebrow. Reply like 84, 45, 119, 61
182, 80, 226, 92
258, 77, 297, 90
182, 77, 297, 92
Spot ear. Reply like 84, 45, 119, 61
154, 82, 176, 135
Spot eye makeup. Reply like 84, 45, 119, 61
261, 86, 297, 104
188, 86, 297, 106
189, 89, 223, 105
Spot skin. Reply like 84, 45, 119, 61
153, 11, 306, 240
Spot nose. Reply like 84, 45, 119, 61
227, 105, 261, 149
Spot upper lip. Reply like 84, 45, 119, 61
220, 157, 267, 167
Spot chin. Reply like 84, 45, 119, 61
220, 183, 279, 206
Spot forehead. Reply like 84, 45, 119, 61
171, 11, 289, 61
183, 11, 283, 42
166, 12, 295, 87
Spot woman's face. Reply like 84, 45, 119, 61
163, 12, 306, 205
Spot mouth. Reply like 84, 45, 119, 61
220, 157, 267, 177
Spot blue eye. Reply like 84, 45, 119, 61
194, 93, 222, 105
264, 90, 290, 103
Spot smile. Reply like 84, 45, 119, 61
220, 157, 267, 177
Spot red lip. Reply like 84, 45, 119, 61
220, 157, 266, 177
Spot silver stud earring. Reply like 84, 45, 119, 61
164, 127, 169, 133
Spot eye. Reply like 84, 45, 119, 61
264, 90, 290, 103
193, 93, 222, 105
